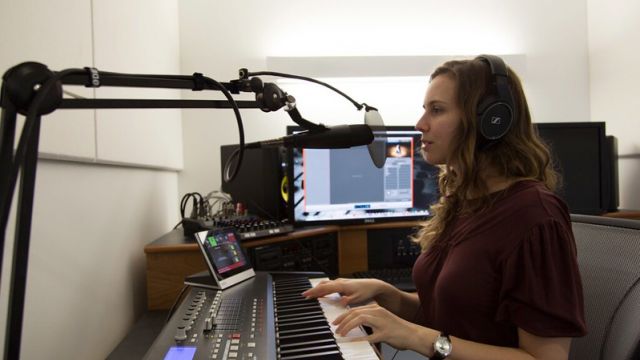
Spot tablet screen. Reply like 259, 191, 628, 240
194, 228, 255, 288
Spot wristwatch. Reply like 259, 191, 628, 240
431, 333, 452, 360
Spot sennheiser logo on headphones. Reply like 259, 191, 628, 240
491, 116, 502, 125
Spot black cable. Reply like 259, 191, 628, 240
245, 199, 277, 221
180, 193, 191, 218
0, 68, 85, 266
201, 76, 245, 182
180, 192, 205, 220
245, 71, 364, 111
222, 146, 242, 184
165, 284, 191, 324
388, 304, 424, 360
0, 67, 86, 360
172, 220, 183, 230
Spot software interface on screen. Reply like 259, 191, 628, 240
289, 129, 440, 224
201, 230, 247, 275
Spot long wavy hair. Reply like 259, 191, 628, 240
413, 57, 559, 251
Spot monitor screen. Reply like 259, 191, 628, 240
535, 122, 611, 215
287, 126, 440, 225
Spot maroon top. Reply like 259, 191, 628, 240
412, 180, 587, 347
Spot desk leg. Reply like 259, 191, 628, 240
338, 229, 368, 275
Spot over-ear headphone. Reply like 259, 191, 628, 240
475, 55, 515, 142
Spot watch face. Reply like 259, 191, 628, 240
435, 335, 452, 356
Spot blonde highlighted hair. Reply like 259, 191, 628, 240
413, 57, 559, 251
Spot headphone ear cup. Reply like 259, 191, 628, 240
477, 98, 513, 141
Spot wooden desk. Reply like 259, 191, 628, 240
603, 210, 640, 220
144, 221, 421, 310
144, 211, 640, 310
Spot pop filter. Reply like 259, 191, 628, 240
365, 109, 387, 168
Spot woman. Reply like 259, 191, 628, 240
302, 55, 587, 359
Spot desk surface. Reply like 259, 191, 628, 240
144, 226, 340, 253
603, 210, 640, 220
144, 221, 423, 252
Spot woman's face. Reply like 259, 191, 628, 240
415, 74, 463, 165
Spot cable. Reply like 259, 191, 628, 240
245, 70, 365, 111
388, 304, 424, 360
201, 75, 245, 182
222, 146, 242, 184
165, 284, 191, 324
0, 67, 87, 359
62, 89, 86, 99
0, 68, 85, 260
203, 190, 233, 218
172, 220, 183, 230
180, 192, 207, 220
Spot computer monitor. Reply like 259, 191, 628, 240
286, 126, 440, 226
535, 122, 617, 215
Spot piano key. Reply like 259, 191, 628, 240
276, 309, 325, 320
278, 338, 336, 350
308, 277, 380, 360
280, 343, 340, 355
278, 330, 336, 343
277, 302, 323, 311
278, 325, 332, 336
277, 313, 327, 324
277, 318, 329, 331
280, 350, 343, 360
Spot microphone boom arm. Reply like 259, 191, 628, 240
0, 62, 305, 360
0, 61, 380, 360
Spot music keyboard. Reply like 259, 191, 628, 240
143, 272, 379, 360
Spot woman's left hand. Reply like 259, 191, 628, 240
333, 303, 424, 351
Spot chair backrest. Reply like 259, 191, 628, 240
569, 214, 640, 360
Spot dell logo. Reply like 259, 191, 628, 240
364, 218, 375, 224
491, 116, 502, 125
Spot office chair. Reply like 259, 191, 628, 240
569, 214, 640, 360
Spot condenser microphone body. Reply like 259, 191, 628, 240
245, 124, 373, 149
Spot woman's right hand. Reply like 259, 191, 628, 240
301, 278, 387, 307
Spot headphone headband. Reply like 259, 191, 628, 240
476, 55, 514, 108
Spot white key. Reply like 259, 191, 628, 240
308, 278, 380, 360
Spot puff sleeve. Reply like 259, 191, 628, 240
496, 219, 588, 337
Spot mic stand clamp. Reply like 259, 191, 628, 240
283, 95, 326, 133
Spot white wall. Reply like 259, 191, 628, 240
177, 0, 592, 198
0, 0, 183, 169
19, 161, 177, 359
0, 0, 182, 359
587, 0, 640, 209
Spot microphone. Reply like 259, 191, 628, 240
245, 124, 373, 149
